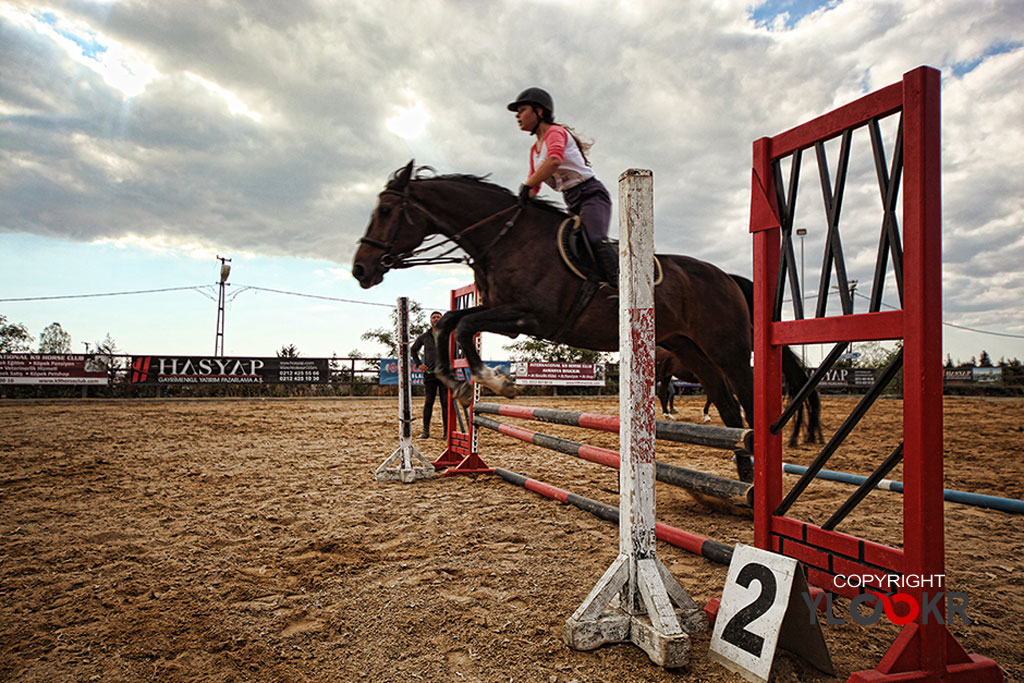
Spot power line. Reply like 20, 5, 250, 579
0, 283, 429, 309
782, 288, 1024, 339
0, 285, 210, 302
941, 321, 1024, 339
231, 284, 395, 308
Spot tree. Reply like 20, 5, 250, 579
89, 333, 124, 386
361, 300, 429, 357
979, 350, 993, 367
0, 314, 33, 352
504, 338, 609, 364
277, 344, 300, 358
95, 333, 119, 357
853, 341, 902, 369
38, 322, 72, 353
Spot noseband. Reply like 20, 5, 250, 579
359, 184, 522, 272
357, 187, 419, 269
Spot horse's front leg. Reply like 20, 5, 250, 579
431, 307, 481, 402
452, 306, 539, 406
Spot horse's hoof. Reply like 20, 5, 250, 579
498, 380, 517, 399
454, 382, 473, 407
736, 456, 754, 483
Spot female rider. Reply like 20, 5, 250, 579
507, 87, 618, 286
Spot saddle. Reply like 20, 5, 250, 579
557, 216, 663, 285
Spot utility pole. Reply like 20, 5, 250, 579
81, 342, 91, 398
214, 256, 231, 357
848, 279, 858, 363
796, 228, 807, 366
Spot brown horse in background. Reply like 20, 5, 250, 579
655, 346, 710, 419
352, 163, 821, 477
655, 345, 821, 448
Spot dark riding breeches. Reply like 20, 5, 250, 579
563, 177, 612, 246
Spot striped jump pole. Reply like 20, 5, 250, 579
475, 401, 753, 453
563, 169, 705, 668
493, 467, 734, 565
494, 467, 829, 624
782, 463, 1024, 515
474, 414, 753, 513
374, 296, 435, 483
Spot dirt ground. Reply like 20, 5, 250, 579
1, 394, 1022, 682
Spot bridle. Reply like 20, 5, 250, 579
359, 183, 522, 272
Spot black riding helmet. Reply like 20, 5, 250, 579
507, 87, 554, 118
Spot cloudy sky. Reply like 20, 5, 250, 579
1, 0, 1022, 364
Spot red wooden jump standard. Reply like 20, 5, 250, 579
433, 283, 493, 476
750, 66, 1002, 681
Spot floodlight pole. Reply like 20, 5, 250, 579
215, 256, 232, 357
796, 228, 807, 365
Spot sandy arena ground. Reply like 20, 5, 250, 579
1, 395, 1022, 682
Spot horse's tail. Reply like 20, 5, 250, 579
782, 345, 823, 445
729, 274, 823, 445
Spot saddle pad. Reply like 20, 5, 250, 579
557, 216, 663, 284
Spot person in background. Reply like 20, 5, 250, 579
411, 311, 448, 438
508, 87, 618, 286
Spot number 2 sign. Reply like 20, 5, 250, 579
709, 545, 833, 682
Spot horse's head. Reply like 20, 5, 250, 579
354, 161, 530, 288
352, 160, 431, 289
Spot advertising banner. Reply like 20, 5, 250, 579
816, 367, 878, 389
379, 358, 425, 386
0, 353, 109, 385
943, 368, 973, 386
972, 367, 1003, 384
943, 367, 1002, 386
129, 356, 329, 384
378, 359, 511, 386
513, 361, 606, 387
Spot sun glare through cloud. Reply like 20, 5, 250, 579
1, 5, 158, 98
385, 100, 429, 140
185, 72, 264, 122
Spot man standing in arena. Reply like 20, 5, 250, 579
411, 311, 448, 438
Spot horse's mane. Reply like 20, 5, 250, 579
387, 165, 567, 216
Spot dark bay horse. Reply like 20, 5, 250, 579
655, 346, 710, 419
352, 162, 821, 454
655, 343, 821, 447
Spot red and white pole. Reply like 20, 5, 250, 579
563, 169, 705, 668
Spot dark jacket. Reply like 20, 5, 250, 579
410, 328, 441, 373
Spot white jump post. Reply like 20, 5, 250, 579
375, 296, 436, 483
563, 169, 704, 667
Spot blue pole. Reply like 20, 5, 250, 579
782, 463, 1024, 515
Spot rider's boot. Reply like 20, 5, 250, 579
593, 239, 619, 288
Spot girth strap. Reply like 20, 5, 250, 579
551, 275, 602, 342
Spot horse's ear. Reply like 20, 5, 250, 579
395, 159, 415, 187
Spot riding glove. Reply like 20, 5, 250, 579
518, 184, 533, 207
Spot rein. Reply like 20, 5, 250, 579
360, 185, 522, 271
